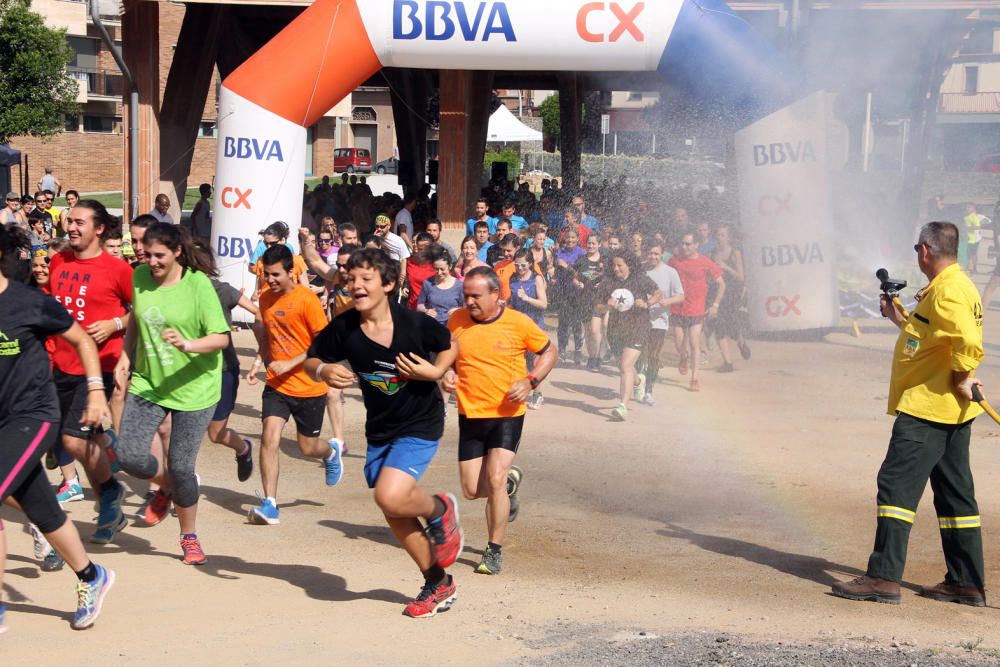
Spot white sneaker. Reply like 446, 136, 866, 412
642, 393, 657, 407
632, 375, 646, 402
29, 523, 51, 560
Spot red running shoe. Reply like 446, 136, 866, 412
143, 489, 172, 526
180, 534, 207, 565
403, 575, 457, 618
426, 493, 463, 568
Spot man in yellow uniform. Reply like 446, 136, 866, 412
832, 222, 986, 606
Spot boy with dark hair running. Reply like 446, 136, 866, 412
305, 248, 462, 618
248, 244, 341, 524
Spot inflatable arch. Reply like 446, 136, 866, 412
213, 0, 836, 331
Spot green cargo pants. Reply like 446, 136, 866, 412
866, 412, 984, 590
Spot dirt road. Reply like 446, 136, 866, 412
5, 307, 1000, 664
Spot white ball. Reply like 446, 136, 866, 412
611, 288, 635, 313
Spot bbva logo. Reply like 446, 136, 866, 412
223, 136, 284, 162
752, 141, 816, 167
393, 0, 517, 41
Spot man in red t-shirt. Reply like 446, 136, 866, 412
667, 230, 725, 392
50, 200, 134, 544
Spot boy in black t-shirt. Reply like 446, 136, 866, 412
305, 248, 463, 618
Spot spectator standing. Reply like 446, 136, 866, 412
190, 184, 212, 244
149, 194, 174, 225
38, 167, 61, 196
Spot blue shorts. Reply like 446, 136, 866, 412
210, 366, 240, 422
363, 436, 439, 488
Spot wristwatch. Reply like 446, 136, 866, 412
527, 375, 540, 389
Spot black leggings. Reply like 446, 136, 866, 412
0, 418, 67, 534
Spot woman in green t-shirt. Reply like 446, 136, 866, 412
112, 223, 230, 565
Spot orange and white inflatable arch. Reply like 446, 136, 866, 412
213, 0, 835, 331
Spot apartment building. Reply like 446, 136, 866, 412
9, 0, 398, 196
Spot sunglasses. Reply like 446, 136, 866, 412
318, 238, 332, 244
913, 243, 923, 252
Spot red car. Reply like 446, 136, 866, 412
975, 153, 1000, 173
334, 147, 372, 174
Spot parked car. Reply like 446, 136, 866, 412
375, 157, 399, 174
334, 147, 372, 173
975, 153, 1000, 173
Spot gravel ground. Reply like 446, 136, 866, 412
508, 624, 1000, 666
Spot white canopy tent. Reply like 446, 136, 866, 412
486, 104, 543, 142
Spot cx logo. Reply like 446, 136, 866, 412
220, 187, 252, 210
757, 193, 792, 217
765, 295, 801, 317
576, 2, 644, 42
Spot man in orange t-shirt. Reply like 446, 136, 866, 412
248, 245, 341, 525
444, 266, 558, 575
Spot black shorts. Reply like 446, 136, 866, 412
54, 369, 115, 439
211, 366, 240, 422
670, 313, 705, 329
458, 415, 524, 461
608, 328, 648, 354
261, 385, 326, 437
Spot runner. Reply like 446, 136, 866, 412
508, 249, 548, 410
248, 244, 341, 525
456, 236, 486, 279
416, 247, 464, 325
123, 213, 172, 519
304, 247, 463, 618
0, 225, 115, 631
640, 242, 684, 406
551, 227, 586, 364
445, 266, 558, 575
192, 244, 256, 484
49, 200, 133, 544
596, 251, 662, 421
300, 230, 360, 456
111, 223, 230, 564
668, 230, 725, 392
573, 234, 608, 372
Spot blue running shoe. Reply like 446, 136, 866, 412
325, 439, 344, 486
91, 481, 126, 545
0, 602, 7, 635
249, 497, 280, 525
72, 564, 115, 630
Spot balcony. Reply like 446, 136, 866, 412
938, 92, 1000, 114
70, 68, 125, 101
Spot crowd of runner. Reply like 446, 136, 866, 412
0, 170, 752, 632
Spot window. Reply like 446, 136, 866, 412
965, 66, 979, 94
357, 149, 371, 158
198, 122, 217, 138
65, 115, 80, 132
627, 92, 643, 101
82, 115, 119, 133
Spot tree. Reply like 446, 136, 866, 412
538, 93, 560, 144
0, 0, 80, 143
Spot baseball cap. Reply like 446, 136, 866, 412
374, 214, 391, 226
5, 192, 18, 200
259, 221, 290, 238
